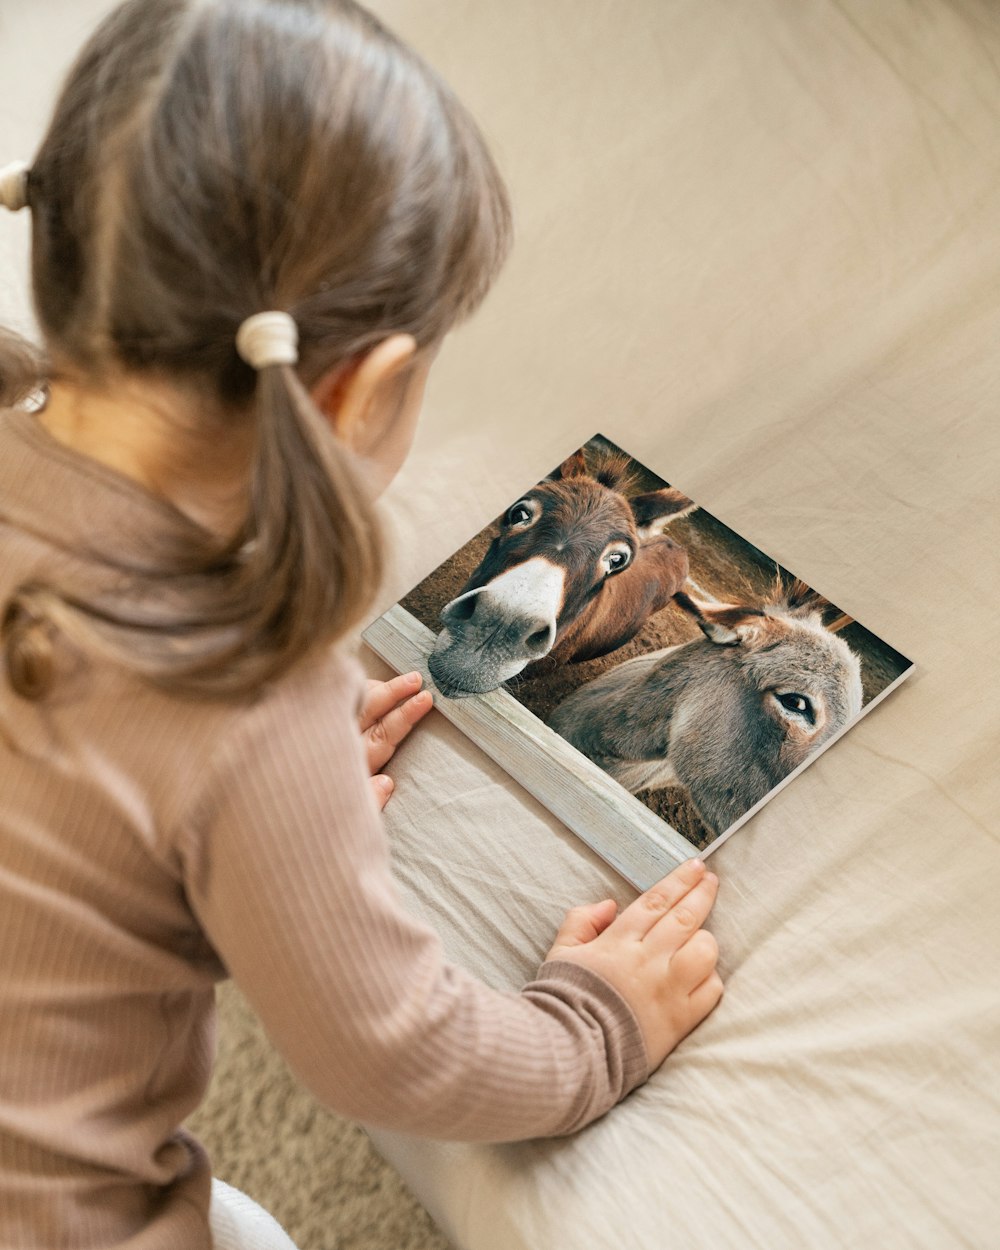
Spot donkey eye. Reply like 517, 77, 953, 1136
776, 692, 815, 724
505, 500, 535, 527
602, 544, 632, 575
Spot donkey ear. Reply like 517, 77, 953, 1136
549, 448, 588, 480
592, 451, 635, 492
630, 488, 697, 538
780, 576, 827, 615
700, 609, 772, 646
776, 576, 853, 631
674, 591, 762, 646
697, 616, 741, 645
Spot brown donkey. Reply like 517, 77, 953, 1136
427, 448, 695, 696
549, 584, 863, 837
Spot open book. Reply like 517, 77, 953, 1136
362, 434, 914, 889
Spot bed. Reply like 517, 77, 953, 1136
358, 2, 1000, 1246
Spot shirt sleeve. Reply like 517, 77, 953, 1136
175, 645, 648, 1142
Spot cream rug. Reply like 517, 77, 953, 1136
186, 982, 451, 1250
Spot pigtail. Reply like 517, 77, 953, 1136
0, 325, 55, 702
0, 327, 45, 411
236, 362, 384, 672
2, 594, 56, 701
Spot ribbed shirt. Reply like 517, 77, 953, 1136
0, 407, 649, 1250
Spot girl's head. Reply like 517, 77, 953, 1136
0, 0, 512, 699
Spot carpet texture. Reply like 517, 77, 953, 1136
186, 983, 452, 1250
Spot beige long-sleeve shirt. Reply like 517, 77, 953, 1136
0, 407, 648, 1250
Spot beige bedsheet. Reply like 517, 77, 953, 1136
2, 2, 997, 1248
359, 2, 1000, 1247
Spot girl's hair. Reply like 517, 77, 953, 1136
0, 0, 512, 700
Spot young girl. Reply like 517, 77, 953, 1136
0, 2, 722, 1247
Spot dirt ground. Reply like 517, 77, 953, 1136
400, 439, 911, 850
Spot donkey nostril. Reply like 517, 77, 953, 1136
525, 626, 552, 652
444, 594, 477, 624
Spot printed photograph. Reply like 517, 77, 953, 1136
369, 434, 914, 856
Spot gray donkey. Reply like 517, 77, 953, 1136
548, 585, 863, 837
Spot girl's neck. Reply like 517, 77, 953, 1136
37, 374, 255, 538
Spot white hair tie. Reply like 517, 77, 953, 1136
0, 161, 30, 212
235, 310, 299, 370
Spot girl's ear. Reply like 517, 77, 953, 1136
311, 333, 418, 450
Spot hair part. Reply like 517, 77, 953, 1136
3, 0, 512, 700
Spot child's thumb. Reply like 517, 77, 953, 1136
550, 898, 619, 950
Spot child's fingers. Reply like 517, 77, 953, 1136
358, 671, 423, 732
642, 872, 719, 957
364, 688, 434, 773
609, 858, 707, 943
666, 926, 719, 989
546, 899, 619, 955
371, 773, 394, 810
687, 970, 725, 1018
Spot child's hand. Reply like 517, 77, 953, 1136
358, 671, 433, 809
544, 858, 722, 1072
